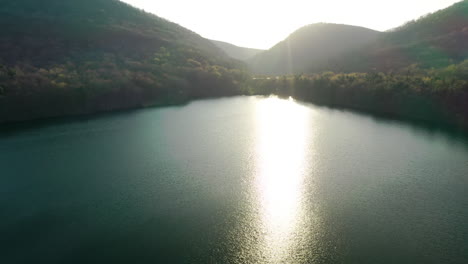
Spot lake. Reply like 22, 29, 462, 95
1, 96, 468, 263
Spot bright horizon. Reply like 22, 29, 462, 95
122, 0, 460, 49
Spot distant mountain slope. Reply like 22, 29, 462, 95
210, 40, 264, 61
0, 0, 230, 65
385, 0, 468, 45
317, 0, 468, 72
248, 23, 381, 75
0, 0, 249, 123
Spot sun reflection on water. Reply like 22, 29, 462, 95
254, 96, 312, 263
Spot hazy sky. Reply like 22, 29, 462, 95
121, 0, 461, 49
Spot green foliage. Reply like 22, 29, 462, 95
0, 0, 466, 129
0, 0, 249, 122
387, 1, 468, 44
250, 61, 468, 129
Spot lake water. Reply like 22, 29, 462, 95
1, 96, 468, 263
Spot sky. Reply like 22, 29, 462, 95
121, 0, 462, 49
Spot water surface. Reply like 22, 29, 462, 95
1, 96, 468, 263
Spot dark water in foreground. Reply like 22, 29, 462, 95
1, 96, 468, 264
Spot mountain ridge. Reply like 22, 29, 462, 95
244, 1, 467, 75
210, 40, 264, 61
0, 0, 467, 127
248, 23, 381, 75
318, 0, 468, 73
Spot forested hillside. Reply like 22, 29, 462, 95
244, 1, 468, 130
0, 0, 466, 129
248, 23, 381, 75
210, 40, 263, 61
250, 61, 468, 129
316, 0, 468, 72
0, 0, 249, 123
249, 1, 467, 75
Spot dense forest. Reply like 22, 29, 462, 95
0, 0, 467, 131
0, 0, 249, 122
250, 61, 468, 129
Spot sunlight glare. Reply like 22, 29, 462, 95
254, 96, 311, 262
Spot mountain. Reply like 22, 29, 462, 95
248, 23, 381, 75
385, 0, 468, 45
247, 2, 468, 129
315, 0, 468, 72
210, 40, 264, 61
0, 0, 249, 123
249, 1, 467, 75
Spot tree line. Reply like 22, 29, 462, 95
0, 47, 249, 122
249, 61, 468, 129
